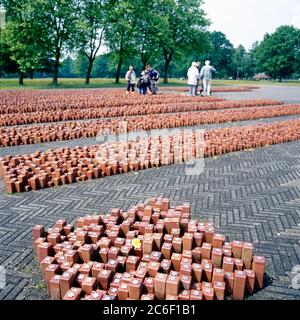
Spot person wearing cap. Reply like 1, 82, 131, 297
125, 66, 137, 94
187, 62, 200, 96
200, 60, 216, 96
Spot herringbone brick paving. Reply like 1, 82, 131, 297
1, 86, 300, 300
0, 139, 300, 300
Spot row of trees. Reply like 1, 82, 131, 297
196, 26, 300, 81
56, 26, 300, 82
0, 0, 209, 84
56, 32, 257, 80
1, 0, 299, 84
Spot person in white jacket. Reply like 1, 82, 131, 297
200, 60, 216, 96
125, 66, 137, 94
187, 62, 200, 96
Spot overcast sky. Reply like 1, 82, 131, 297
203, 0, 300, 50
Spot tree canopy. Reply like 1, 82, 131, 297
1, 1, 300, 84
1, 0, 49, 84
1, 0, 210, 84
76, 0, 116, 84
199, 31, 235, 78
255, 25, 300, 80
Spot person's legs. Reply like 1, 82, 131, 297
202, 79, 207, 96
189, 85, 193, 96
126, 82, 131, 93
143, 84, 147, 95
150, 80, 155, 94
191, 86, 194, 96
131, 84, 135, 93
193, 85, 197, 96
153, 81, 158, 94
207, 80, 212, 96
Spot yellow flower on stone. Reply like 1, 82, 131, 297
132, 238, 141, 249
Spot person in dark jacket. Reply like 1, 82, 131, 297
146, 65, 159, 94
137, 71, 150, 95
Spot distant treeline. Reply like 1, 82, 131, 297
1, 0, 299, 85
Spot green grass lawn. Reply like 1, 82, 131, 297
0, 77, 300, 90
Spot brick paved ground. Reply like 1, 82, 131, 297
164, 85, 300, 104
0, 87, 300, 300
213, 85, 300, 104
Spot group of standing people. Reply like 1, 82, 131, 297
125, 65, 159, 95
187, 60, 216, 96
125, 60, 216, 97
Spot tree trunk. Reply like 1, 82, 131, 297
115, 56, 123, 84
142, 60, 147, 71
52, 50, 60, 86
141, 52, 149, 71
52, 62, 59, 85
163, 58, 171, 83
19, 71, 24, 85
85, 59, 94, 85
